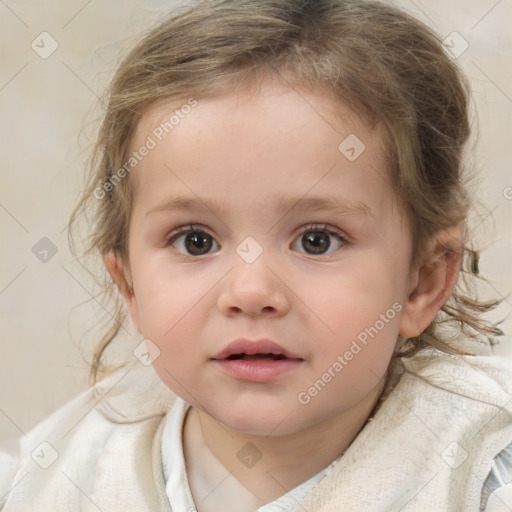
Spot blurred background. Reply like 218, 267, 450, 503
1, 0, 511, 450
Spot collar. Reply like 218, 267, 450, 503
161, 397, 340, 512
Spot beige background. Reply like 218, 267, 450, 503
1, 0, 512, 450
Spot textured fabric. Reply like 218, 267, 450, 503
161, 397, 340, 512
1, 349, 511, 511
296, 350, 512, 512
0, 364, 175, 512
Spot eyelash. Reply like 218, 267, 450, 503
164, 223, 349, 257
294, 224, 348, 254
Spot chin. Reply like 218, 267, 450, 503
210, 402, 312, 437
224, 417, 295, 437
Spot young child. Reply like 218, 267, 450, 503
1, 0, 512, 510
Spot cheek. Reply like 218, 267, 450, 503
305, 260, 404, 328
304, 259, 404, 371
130, 253, 201, 332
130, 260, 213, 365
145, 305, 207, 395
302, 315, 400, 418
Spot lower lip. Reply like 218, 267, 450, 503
213, 358, 303, 382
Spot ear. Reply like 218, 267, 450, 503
399, 227, 462, 338
104, 251, 142, 334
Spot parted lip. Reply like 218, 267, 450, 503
212, 338, 302, 360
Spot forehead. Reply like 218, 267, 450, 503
128, 80, 397, 223
133, 79, 382, 155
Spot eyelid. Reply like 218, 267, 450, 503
291, 223, 349, 256
164, 223, 347, 240
164, 224, 221, 255
163, 223, 349, 257
165, 224, 216, 242
294, 223, 348, 241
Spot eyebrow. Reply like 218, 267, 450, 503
146, 195, 373, 218
277, 196, 373, 217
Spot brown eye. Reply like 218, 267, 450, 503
167, 227, 219, 256
292, 225, 346, 256
301, 232, 331, 254
184, 232, 214, 255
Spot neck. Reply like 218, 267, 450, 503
184, 378, 384, 506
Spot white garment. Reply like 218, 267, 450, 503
0, 348, 512, 511
161, 397, 341, 512
159, 396, 512, 512
482, 442, 512, 510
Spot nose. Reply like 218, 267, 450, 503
217, 257, 290, 318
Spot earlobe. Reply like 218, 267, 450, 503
399, 228, 462, 338
103, 251, 142, 334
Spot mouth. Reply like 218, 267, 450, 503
213, 338, 302, 361
212, 338, 303, 382
225, 353, 290, 361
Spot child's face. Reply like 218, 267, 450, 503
122, 79, 415, 436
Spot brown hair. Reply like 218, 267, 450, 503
69, 0, 503, 383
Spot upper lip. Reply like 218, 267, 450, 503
213, 338, 302, 360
